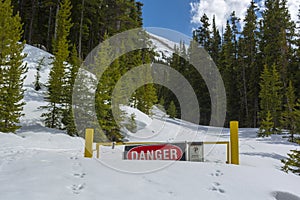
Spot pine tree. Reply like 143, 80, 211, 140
296, 99, 300, 132
188, 38, 211, 124
117, 30, 157, 116
282, 150, 300, 175
167, 101, 177, 119
281, 81, 298, 142
159, 98, 165, 107
220, 19, 239, 125
261, 0, 295, 88
62, 45, 80, 136
135, 49, 157, 115
193, 13, 211, 52
94, 33, 124, 141
291, 99, 300, 140
258, 111, 274, 137
34, 57, 45, 91
259, 65, 283, 134
210, 15, 221, 65
125, 113, 137, 133
294, 7, 300, 98
42, 0, 73, 129
0, 0, 27, 133
240, 0, 259, 127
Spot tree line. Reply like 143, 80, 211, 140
40, 0, 157, 141
1, 0, 300, 140
0, 0, 157, 142
10, 0, 143, 59
159, 0, 300, 140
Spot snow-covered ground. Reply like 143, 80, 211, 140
0, 44, 300, 200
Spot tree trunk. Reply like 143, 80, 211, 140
28, 0, 36, 44
78, 0, 85, 59
54, 3, 60, 41
242, 64, 249, 124
47, 6, 53, 51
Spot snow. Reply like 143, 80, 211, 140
149, 32, 177, 59
0, 43, 299, 200
148, 32, 188, 62
121, 105, 152, 126
21, 45, 53, 127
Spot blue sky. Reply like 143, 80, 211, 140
140, 0, 300, 41
139, 0, 195, 37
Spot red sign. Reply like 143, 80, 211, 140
126, 144, 183, 160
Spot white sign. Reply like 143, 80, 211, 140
189, 142, 204, 162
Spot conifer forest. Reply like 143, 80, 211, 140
0, 0, 300, 144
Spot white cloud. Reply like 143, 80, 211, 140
287, 0, 300, 23
190, 0, 300, 31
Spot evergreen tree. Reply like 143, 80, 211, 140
294, 7, 300, 98
94, 33, 124, 141
125, 113, 137, 133
210, 15, 221, 65
281, 81, 298, 142
118, 31, 157, 116
0, 0, 27, 133
62, 45, 80, 136
167, 101, 177, 119
240, 0, 259, 127
282, 150, 300, 175
42, 0, 73, 129
34, 57, 45, 91
261, 0, 295, 88
230, 11, 240, 59
159, 98, 165, 107
193, 13, 211, 52
258, 111, 274, 137
259, 65, 283, 134
135, 49, 158, 115
295, 100, 300, 139
188, 38, 211, 124
220, 19, 239, 125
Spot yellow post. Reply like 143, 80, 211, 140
230, 121, 239, 165
84, 128, 94, 158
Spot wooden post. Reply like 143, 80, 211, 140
84, 128, 94, 158
226, 142, 230, 164
230, 121, 239, 165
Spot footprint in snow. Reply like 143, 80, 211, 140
209, 182, 225, 194
71, 183, 85, 194
69, 155, 87, 194
73, 173, 86, 178
210, 170, 223, 177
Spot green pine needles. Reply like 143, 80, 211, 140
282, 150, 300, 176
0, 0, 27, 133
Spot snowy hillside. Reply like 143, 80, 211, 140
148, 32, 188, 62
0, 44, 300, 200
148, 33, 178, 60
20, 45, 53, 129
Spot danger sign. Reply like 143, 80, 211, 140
124, 143, 186, 161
